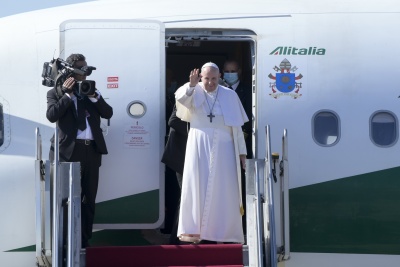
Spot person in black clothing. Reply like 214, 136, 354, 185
222, 59, 252, 153
46, 53, 113, 248
165, 68, 178, 128
161, 105, 189, 244
222, 59, 252, 233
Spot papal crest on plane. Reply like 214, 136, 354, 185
268, 58, 303, 99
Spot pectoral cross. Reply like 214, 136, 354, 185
207, 112, 215, 123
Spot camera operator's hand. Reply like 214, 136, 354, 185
62, 77, 75, 95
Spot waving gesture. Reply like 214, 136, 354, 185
189, 68, 201, 87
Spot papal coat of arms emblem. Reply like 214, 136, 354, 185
268, 58, 303, 99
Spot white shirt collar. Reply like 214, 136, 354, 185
224, 80, 240, 91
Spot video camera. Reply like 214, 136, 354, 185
41, 57, 97, 96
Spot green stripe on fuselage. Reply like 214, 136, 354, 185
94, 189, 159, 224
5, 245, 35, 252
290, 167, 400, 254
6, 190, 160, 252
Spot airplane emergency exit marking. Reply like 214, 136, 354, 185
123, 124, 150, 148
107, 77, 119, 88
107, 84, 118, 88
107, 77, 119, 82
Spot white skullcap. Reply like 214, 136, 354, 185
201, 62, 219, 71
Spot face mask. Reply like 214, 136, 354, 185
224, 72, 239, 85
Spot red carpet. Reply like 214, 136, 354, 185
86, 244, 243, 267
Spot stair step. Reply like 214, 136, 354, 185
86, 244, 243, 267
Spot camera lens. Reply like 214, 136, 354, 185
77, 80, 95, 95
80, 82, 91, 94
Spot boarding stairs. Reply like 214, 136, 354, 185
34, 126, 290, 267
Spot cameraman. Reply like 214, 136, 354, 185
46, 53, 113, 248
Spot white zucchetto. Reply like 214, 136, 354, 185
201, 62, 219, 71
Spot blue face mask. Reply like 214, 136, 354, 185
224, 72, 239, 85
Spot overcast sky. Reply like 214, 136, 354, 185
0, 0, 95, 18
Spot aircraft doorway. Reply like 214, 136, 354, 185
162, 30, 255, 237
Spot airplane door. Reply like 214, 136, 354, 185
60, 20, 165, 228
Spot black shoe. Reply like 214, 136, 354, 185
169, 237, 181, 245
82, 240, 91, 248
178, 241, 193, 245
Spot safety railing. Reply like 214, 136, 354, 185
278, 129, 290, 261
245, 158, 265, 267
35, 127, 82, 267
264, 125, 278, 267
245, 125, 290, 267
35, 128, 49, 266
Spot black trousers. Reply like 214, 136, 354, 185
50, 141, 101, 248
66, 142, 101, 245
169, 172, 182, 244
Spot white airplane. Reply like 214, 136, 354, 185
1, 0, 400, 266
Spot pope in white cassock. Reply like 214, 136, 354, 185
175, 62, 248, 244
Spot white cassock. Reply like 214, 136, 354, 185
175, 82, 248, 243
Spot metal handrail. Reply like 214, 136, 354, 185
280, 129, 290, 261
265, 125, 278, 267
52, 125, 61, 267
35, 124, 82, 266
34, 128, 42, 260
35, 128, 42, 161
67, 162, 82, 267
254, 160, 264, 266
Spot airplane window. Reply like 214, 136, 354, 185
0, 104, 3, 146
370, 111, 398, 147
127, 101, 146, 118
312, 110, 340, 146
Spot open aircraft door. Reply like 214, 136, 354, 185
60, 20, 165, 229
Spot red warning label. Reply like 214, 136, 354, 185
107, 77, 119, 82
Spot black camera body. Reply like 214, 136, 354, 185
41, 57, 96, 96
76, 80, 96, 96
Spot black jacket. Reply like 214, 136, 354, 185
46, 87, 113, 162
235, 80, 252, 158
161, 105, 189, 175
